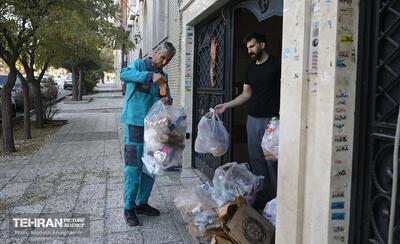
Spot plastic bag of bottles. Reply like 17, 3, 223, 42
194, 109, 229, 157
142, 101, 187, 177
174, 182, 218, 234
261, 118, 280, 160
212, 162, 264, 206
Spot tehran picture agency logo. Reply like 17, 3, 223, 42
9, 214, 90, 237
12, 217, 85, 228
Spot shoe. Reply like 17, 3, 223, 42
124, 209, 140, 226
134, 204, 160, 216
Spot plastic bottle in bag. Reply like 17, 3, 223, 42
143, 101, 187, 178
261, 118, 279, 160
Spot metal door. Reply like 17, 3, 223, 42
192, 14, 232, 179
351, 0, 400, 243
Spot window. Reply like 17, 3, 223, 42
153, 0, 168, 46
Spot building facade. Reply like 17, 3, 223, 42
119, 0, 400, 243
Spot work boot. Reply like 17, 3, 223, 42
124, 209, 139, 226
134, 204, 160, 216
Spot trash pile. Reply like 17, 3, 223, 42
174, 162, 275, 244
261, 118, 280, 160
195, 109, 229, 157
142, 101, 187, 177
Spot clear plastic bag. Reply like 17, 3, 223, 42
174, 183, 218, 235
261, 118, 280, 160
194, 109, 229, 157
143, 101, 187, 178
262, 197, 277, 226
212, 162, 264, 206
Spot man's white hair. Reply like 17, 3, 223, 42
155, 41, 176, 56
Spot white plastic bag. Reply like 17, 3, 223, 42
212, 162, 264, 206
143, 101, 187, 177
262, 197, 277, 226
194, 109, 229, 157
261, 118, 280, 160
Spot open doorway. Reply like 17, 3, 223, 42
231, 8, 283, 163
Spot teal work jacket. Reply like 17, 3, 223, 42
120, 58, 173, 126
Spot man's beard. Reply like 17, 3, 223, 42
250, 50, 262, 61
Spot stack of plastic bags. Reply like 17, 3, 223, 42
194, 109, 229, 157
142, 101, 187, 177
174, 162, 264, 240
261, 118, 280, 160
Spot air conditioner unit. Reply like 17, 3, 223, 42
127, 18, 134, 28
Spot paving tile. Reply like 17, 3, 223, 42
141, 224, 181, 244
158, 186, 185, 204
156, 174, 182, 187
176, 224, 199, 244
106, 231, 143, 244
74, 198, 106, 220
59, 172, 85, 182
105, 208, 136, 233
78, 183, 106, 200
106, 182, 122, 192
82, 172, 107, 185
42, 194, 78, 214
12, 203, 44, 214
180, 177, 203, 187
0, 183, 31, 199
106, 190, 123, 209
139, 214, 174, 229
54, 180, 82, 195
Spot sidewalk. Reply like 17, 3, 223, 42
0, 83, 205, 243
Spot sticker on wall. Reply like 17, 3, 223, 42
308, 21, 320, 74
336, 59, 347, 68
339, 35, 354, 44
282, 48, 290, 60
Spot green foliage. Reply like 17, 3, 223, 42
1, 0, 133, 75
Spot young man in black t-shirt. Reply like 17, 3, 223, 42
214, 32, 281, 209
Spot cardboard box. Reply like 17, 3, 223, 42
225, 204, 275, 244
211, 233, 237, 244
217, 196, 275, 244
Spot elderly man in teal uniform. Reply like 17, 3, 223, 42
120, 42, 175, 226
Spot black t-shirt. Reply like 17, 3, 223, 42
245, 56, 281, 118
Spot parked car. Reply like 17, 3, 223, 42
14, 76, 58, 110
41, 76, 58, 101
63, 73, 73, 89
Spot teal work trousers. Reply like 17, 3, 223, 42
123, 124, 155, 210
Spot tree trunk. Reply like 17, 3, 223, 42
72, 66, 79, 101
32, 80, 44, 128
21, 80, 32, 139
2, 70, 16, 153
78, 69, 83, 100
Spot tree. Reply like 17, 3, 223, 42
0, 1, 35, 152
51, 0, 133, 101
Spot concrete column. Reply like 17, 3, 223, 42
276, 0, 311, 243
277, 0, 359, 243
